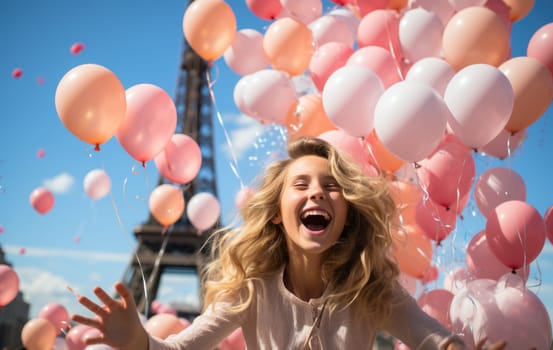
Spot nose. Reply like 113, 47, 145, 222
309, 186, 325, 200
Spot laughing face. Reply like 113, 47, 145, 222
272, 155, 349, 258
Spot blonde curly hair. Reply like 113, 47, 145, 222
202, 136, 400, 324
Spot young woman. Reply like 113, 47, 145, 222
72, 137, 505, 349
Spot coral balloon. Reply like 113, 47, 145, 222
388, 180, 422, 226
284, 94, 337, 139
29, 187, 55, 214
415, 198, 457, 244
149, 184, 185, 227
527, 23, 553, 77
65, 324, 93, 350
145, 313, 187, 339
374, 81, 449, 163
442, 6, 510, 70
83, 169, 111, 200
318, 130, 375, 176
187, 192, 220, 233
466, 230, 528, 281
281, 0, 322, 24
474, 167, 526, 218
70, 42, 85, 55
444, 64, 514, 149
183, 0, 236, 61
391, 225, 433, 279
12, 67, 23, 78
365, 129, 404, 173
322, 65, 384, 137
224, 29, 269, 76
499, 56, 553, 133
0, 264, 19, 306
485, 200, 546, 269
38, 302, 69, 335
117, 84, 177, 164
55, 64, 126, 150
154, 134, 202, 184
263, 17, 314, 75
502, 0, 534, 21
21, 318, 57, 350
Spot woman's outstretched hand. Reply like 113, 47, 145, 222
71, 281, 149, 350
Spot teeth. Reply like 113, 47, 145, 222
301, 210, 330, 220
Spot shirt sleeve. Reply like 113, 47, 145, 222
147, 302, 245, 350
379, 287, 466, 350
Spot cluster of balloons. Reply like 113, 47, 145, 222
181, 0, 553, 347
54, 62, 220, 230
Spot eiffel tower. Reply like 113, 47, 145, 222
120, 23, 218, 320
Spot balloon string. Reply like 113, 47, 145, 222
144, 225, 172, 316
205, 66, 245, 189
506, 132, 512, 170
384, 11, 405, 80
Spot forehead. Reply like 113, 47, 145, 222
286, 155, 331, 177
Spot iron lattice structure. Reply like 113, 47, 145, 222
121, 25, 218, 320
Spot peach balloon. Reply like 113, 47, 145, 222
365, 129, 404, 173
149, 184, 185, 227
502, 0, 534, 21
145, 313, 187, 339
183, 0, 236, 61
55, 64, 126, 150
442, 6, 510, 70
388, 180, 422, 226
21, 318, 57, 350
284, 94, 337, 139
391, 225, 433, 279
499, 56, 553, 133
263, 17, 314, 75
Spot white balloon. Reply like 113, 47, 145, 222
187, 192, 220, 233
83, 169, 111, 200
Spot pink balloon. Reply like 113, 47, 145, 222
83, 169, 111, 200
545, 205, 553, 245
474, 167, 526, 218
156, 304, 177, 316
38, 302, 69, 335
218, 327, 246, 350
224, 29, 269, 76
154, 134, 202, 185
415, 198, 457, 244
443, 266, 470, 294
309, 42, 353, 92
318, 130, 375, 176
12, 67, 23, 78
187, 192, 220, 233
245, 0, 282, 20
448, 0, 486, 11
357, 9, 401, 57
527, 22, 553, 77
70, 42, 85, 55
308, 15, 354, 48
116, 84, 177, 164
405, 57, 455, 97
241, 69, 297, 124
485, 200, 546, 269
29, 187, 55, 214
484, 0, 512, 31
322, 65, 384, 137
235, 186, 255, 210
417, 289, 454, 329
466, 230, 529, 282
399, 8, 444, 64
281, 0, 322, 24
444, 64, 514, 149
416, 134, 475, 209
0, 264, 19, 306
450, 275, 552, 348
374, 81, 449, 163
479, 128, 527, 159
346, 45, 402, 88
409, 0, 455, 26
65, 324, 93, 350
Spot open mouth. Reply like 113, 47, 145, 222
300, 209, 331, 231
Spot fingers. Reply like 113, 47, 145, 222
114, 281, 137, 308
72, 314, 102, 329
78, 295, 108, 318
94, 286, 119, 310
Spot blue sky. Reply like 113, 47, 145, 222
1, 0, 552, 333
